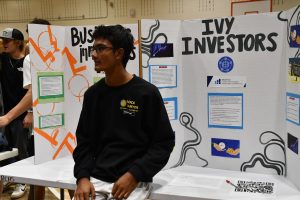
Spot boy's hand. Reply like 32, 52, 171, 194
75, 178, 95, 200
23, 112, 33, 128
112, 172, 138, 199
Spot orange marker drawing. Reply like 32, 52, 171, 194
34, 128, 58, 146
52, 132, 76, 159
62, 47, 87, 75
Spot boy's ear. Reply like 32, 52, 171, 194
115, 48, 124, 61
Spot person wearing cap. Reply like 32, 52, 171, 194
0, 28, 30, 198
0, 28, 32, 132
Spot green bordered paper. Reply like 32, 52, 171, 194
39, 113, 65, 129
37, 72, 64, 103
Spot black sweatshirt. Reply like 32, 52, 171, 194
0, 53, 27, 120
73, 75, 175, 183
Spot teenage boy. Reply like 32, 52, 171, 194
73, 25, 175, 200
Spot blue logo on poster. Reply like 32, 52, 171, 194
290, 25, 300, 48
218, 56, 234, 73
288, 133, 298, 154
211, 138, 240, 158
150, 43, 174, 57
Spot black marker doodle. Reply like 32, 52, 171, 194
172, 112, 208, 168
240, 131, 286, 176
141, 20, 168, 68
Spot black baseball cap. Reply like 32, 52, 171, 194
0, 28, 24, 41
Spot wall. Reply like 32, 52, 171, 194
0, 0, 299, 40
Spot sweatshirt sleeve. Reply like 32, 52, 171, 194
73, 92, 94, 183
128, 87, 175, 181
0, 53, 3, 72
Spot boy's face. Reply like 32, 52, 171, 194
91, 38, 121, 73
1, 38, 20, 54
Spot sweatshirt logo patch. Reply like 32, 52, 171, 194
120, 99, 139, 116
120, 100, 127, 107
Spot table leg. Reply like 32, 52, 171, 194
60, 188, 64, 200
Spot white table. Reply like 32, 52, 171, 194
0, 148, 18, 161
151, 165, 300, 200
1, 156, 300, 200
0, 156, 76, 190
0, 155, 76, 199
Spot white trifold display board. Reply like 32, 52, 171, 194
28, 24, 139, 164
28, 5, 300, 191
141, 6, 300, 189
